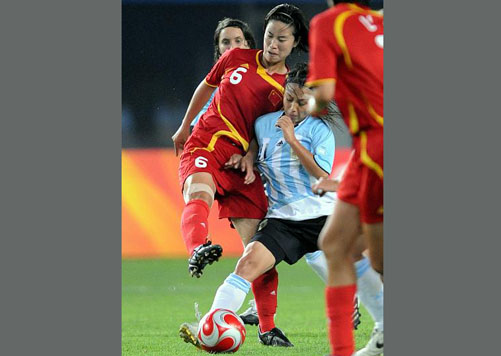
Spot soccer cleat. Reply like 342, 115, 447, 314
179, 322, 201, 349
258, 327, 294, 347
188, 241, 223, 278
353, 296, 362, 330
239, 299, 259, 326
354, 328, 383, 356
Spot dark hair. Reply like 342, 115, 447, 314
334, 0, 372, 6
285, 62, 308, 87
286, 62, 344, 131
319, 100, 345, 132
213, 18, 256, 62
264, 3, 309, 53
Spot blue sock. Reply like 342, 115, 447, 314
355, 256, 384, 330
305, 250, 328, 283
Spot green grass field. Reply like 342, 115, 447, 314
122, 258, 374, 355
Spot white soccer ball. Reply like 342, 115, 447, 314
197, 308, 246, 353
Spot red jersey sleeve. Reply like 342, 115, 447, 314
306, 12, 339, 87
204, 47, 238, 87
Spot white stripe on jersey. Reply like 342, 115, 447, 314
269, 139, 292, 200
289, 134, 309, 197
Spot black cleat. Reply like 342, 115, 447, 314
353, 296, 362, 330
258, 327, 294, 347
188, 241, 223, 278
239, 300, 259, 326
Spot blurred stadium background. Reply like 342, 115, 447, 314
122, 0, 382, 258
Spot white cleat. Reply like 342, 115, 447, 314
179, 303, 203, 349
354, 328, 383, 356
179, 322, 201, 349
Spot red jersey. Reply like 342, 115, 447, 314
306, 3, 383, 135
196, 48, 286, 152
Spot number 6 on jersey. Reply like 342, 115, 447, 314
195, 156, 209, 168
230, 67, 248, 85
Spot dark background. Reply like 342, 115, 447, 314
122, 0, 384, 148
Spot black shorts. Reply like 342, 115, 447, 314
250, 216, 328, 266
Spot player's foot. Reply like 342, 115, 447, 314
353, 296, 362, 330
188, 241, 223, 278
179, 322, 201, 349
354, 328, 383, 356
239, 299, 259, 326
258, 327, 294, 347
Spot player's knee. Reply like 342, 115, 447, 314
183, 182, 214, 206
319, 230, 346, 260
234, 253, 260, 282
187, 191, 212, 205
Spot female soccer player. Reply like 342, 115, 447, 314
306, 1, 384, 355
172, 3, 309, 278
186, 16, 261, 325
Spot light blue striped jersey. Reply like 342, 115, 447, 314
254, 111, 337, 220
190, 90, 217, 127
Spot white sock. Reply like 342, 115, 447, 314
305, 250, 328, 283
210, 273, 251, 313
355, 256, 384, 331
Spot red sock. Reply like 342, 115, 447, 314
180, 199, 210, 255
326, 284, 356, 356
252, 267, 278, 332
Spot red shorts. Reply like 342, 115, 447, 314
337, 129, 383, 224
178, 132, 267, 220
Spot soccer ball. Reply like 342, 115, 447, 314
197, 308, 246, 353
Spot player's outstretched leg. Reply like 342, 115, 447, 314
187, 241, 223, 278
232, 218, 261, 325
181, 173, 221, 277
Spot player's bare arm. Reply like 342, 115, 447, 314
311, 176, 340, 196
276, 115, 328, 180
307, 82, 335, 116
224, 138, 258, 184
240, 139, 258, 184
172, 80, 216, 156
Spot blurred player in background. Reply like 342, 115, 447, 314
180, 62, 383, 348
190, 18, 257, 130
306, 1, 384, 355
172, 1, 309, 344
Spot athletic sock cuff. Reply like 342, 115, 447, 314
185, 199, 210, 215
225, 273, 251, 294
305, 250, 323, 263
